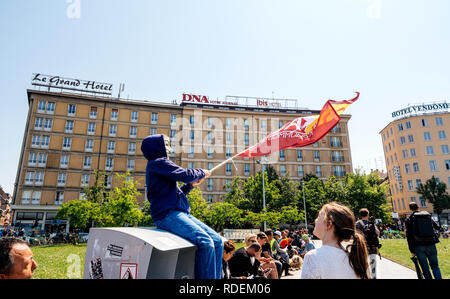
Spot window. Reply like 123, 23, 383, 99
315, 166, 322, 177
445, 160, 450, 171
333, 166, 346, 177
426, 146, 434, 155
111, 109, 118, 121
332, 151, 344, 162
131, 111, 138, 122
280, 165, 286, 177
87, 122, 96, 135
244, 119, 249, 130
226, 163, 232, 175
405, 121, 411, 129
189, 115, 195, 126
62, 137, 72, 150
65, 120, 74, 133
31, 135, 40, 148
407, 180, 414, 191
331, 124, 341, 133
208, 132, 214, 144
106, 175, 112, 188
260, 119, 267, 130
188, 162, 194, 169
413, 162, 420, 173
429, 160, 438, 172
438, 130, 447, 140
34, 117, 43, 130
225, 180, 232, 191
190, 131, 195, 142
68, 104, 76, 116
208, 163, 213, 170
38, 153, 47, 167
226, 133, 231, 145
170, 114, 177, 126
25, 172, 34, 185
313, 142, 319, 147
314, 151, 320, 162
398, 124, 403, 131
32, 191, 41, 205
128, 142, 136, 155
408, 135, 414, 143
83, 156, 92, 169
297, 150, 303, 162
81, 174, 90, 187
43, 118, 53, 131
244, 164, 250, 176
189, 146, 195, 158
21, 191, 31, 205
442, 145, 449, 155
107, 141, 115, 153
151, 113, 158, 124
410, 148, 416, 157
424, 132, 431, 141
416, 179, 422, 188
330, 136, 343, 147
207, 117, 213, 129
105, 158, 114, 171
298, 166, 304, 177
28, 153, 37, 166
55, 192, 64, 205
419, 196, 427, 208
279, 120, 284, 129
130, 126, 137, 138
400, 136, 406, 145
40, 135, 50, 149
90, 107, 97, 119
436, 117, 443, 126
150, 128, 157, 135
127, 159, 135, 171
206, 147, 212, 159
60, 155, 69, 168
207, 195, 213, 203
402, 150, 409, 159
226, 148, 232, 159
85, 139, 94, 152
109, 124, 117, 137
244, 133, 249, 145
57, 173, 67, 186
207, 179, 213, 191
37, 101, 46, 113
421, 119, 428, 127
404, 164, 411, 174
280, 150, 286, 161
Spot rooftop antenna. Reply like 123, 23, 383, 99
118, 83, 125, 99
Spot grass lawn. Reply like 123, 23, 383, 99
32, 244, 87, 279
380, 238, 449, 279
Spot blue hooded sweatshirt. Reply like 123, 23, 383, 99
141, 134, 206, 222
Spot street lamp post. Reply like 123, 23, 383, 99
302, 181, 308, 230
257, 157, 269, 231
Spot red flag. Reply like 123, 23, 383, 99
235, 92, 359, 158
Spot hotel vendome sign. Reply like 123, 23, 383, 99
32, 73, 113, 96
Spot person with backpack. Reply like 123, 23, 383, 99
356, 208, 380, 279
405, 202, 442, 279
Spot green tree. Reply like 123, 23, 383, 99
280, 206, 303, 225
243, 172, 281, 213
56, 200, 99, 230
416, 176, 450, 227
187, 186, 210, 223
222, 177, 251, 211
206, 202, 243, 231
270, 175, 300, 211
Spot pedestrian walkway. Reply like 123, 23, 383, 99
282, 240, 417, 279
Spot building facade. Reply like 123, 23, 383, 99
380, 103, 450, 223
12, 88, 354, 232
0, 186, 11, 227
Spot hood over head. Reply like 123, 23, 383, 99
141, 134, 167, 161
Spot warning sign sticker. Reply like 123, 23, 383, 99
120, 263, 138, 279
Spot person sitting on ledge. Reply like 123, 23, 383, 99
141, 134, 223, 279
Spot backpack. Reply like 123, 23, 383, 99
410, 211, 438, 243
358, 220, 379, 247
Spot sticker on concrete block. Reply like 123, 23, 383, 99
120, 263, 138, 279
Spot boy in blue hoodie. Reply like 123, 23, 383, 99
141, 134, 223, 279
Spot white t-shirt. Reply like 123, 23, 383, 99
301, 245, 359, 279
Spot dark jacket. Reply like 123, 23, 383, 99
141, 134, 205, 222
405, 211, 439, 254
228, 247, 260, 278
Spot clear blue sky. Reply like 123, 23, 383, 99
1, 0, 449, 194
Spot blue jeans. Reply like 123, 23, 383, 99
415, 245, 442, 279
154, 210, 223, 279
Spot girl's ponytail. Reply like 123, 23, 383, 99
347, 231, 370, 279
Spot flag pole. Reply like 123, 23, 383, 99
209, 151, 247, 173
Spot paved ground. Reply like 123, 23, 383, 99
282, 240, 418, 279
